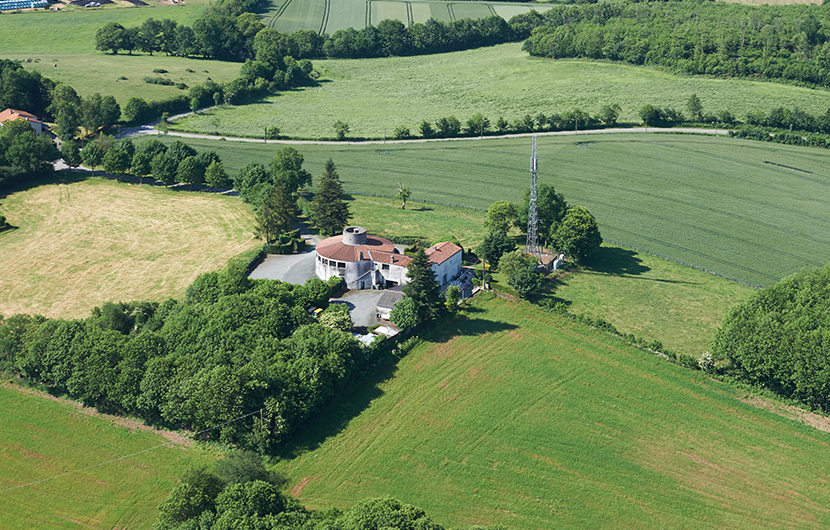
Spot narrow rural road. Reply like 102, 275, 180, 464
117, 109, 728, 145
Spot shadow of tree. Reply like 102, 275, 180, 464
0, 171, 87, 200
587, 246, 650, 276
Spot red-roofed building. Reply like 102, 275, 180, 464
0, 108, 44, 135
315, 226, 462, 290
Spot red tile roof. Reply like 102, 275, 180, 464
425, 241, 462, 265
0, 108, 40, 125
316, 234, 397, 263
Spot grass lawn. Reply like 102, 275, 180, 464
345, 195, 486, 249
150, 133, 830, 287
0, 384, 216, 530
275, 294, 830, 529
0, 175, 258, 319
170, 43, 830, 139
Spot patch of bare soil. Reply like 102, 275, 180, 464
290, 476, 313, 497
740, 395, 830, 433
2, 381, 193, 446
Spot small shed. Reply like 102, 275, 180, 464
376, 289, 404, 320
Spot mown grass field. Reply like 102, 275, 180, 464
0, 384, 216, 530
275, 294, 830, 529
259, 0, 553, 34
0, 175, 258, 319
170, 43, 830, 139
544, 244, 754, 356
152, 133, 830, 287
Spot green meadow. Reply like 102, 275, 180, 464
0, 385, 216, 529
276, 294, 830, 530
151, 133, 830, 287
170, 43, 830, 139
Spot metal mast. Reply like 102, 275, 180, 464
525, 136, 541, 261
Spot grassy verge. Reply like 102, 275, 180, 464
0, 174, 258, 319
169, 43, 830, 139
275, 294, 830, 529
149, 133, 830, 287
0, 384, 216, 530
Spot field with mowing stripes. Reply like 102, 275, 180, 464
276, 295, 830, 529
259, 0, 552, 34
0, 385, 216, 530
171, 43, 830, 140
151, 133, 830, 287
0, 175, 258, 319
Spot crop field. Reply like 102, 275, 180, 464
151, 132, 830, 287
276, 295, 830, 529
0, 175, 258, 319
170, 43, 830, 139
259, 0, 552, 34
0, 384, 216, 530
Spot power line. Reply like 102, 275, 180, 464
0, 408, 264, 494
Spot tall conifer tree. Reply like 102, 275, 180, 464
310, 159, 351, 236
402, 248, 443, 325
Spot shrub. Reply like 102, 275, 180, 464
144, 77, 174, 86
152, 68, 168, 74
175, 83, 188, 90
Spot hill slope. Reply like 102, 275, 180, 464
276, 294, 830, 529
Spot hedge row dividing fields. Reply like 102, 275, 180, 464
154, 133, 830, 287
260, 0, 553, 34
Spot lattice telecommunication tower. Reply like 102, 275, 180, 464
525, 136, 541, 261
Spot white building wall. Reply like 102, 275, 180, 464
429, 251, 462, 286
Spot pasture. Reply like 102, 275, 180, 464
259, 0, 553, 34
275, 295, 830, 529
0, 175, 258, 319
151, 133, 830, 287
169, 43, 830, 139
0, 384, 216, 530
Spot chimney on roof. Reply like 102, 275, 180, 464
390, 255, 394, 263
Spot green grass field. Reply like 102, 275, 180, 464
275, 294, 830, 529
546, 243, 754, 356
259, 0, 553, 34
0, 7, 205, 55
0, 384, 216, 530
151, 133, 830, 287
170, 43, 830, 139
3, 53, 240, 107
0, 175, 258, 319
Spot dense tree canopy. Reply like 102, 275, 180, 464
402, 248, 444, 326
552, 206, 602, 263
711, 263, 830, 411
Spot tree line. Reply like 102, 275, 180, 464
523, 1, 830, 89
0, 263, 375, 454
96, 10, 547, 61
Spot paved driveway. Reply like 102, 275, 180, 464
330, 290, 385, 328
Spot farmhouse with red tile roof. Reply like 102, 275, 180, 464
315, 226, 462, 290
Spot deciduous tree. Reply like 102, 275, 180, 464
552, 206, 602, 263
396, 183, 411, 210
81, 142, 104, 177
485, 200, 517, 234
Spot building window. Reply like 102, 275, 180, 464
443, 274, 447, 284
338, 262, 346, 269
382, 263, 389, 270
